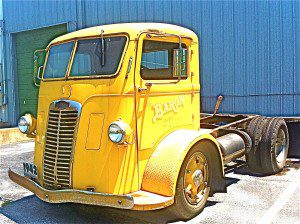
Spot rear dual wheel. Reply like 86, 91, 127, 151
169, 146, 211, 220
245, 116, 269, 172
260, 118, 289, 174
245, 117, 289, 175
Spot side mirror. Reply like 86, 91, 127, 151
173, 48, 187, 78
33, 49, 46, 87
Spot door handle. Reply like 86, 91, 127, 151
138, 87, 148, 92
138, 83, 152, 93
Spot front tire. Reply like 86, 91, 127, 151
168, 145, 211, 220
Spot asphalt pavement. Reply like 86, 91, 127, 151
0, 141, 299, 224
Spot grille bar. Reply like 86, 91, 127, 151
43, 104, 78, 190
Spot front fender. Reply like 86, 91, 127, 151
141, 129, 225, 197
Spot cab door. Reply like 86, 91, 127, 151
134, 33, 197, 184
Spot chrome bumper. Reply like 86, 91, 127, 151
8, 169, 134, 209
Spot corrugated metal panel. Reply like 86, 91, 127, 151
2, 0, 299, 122
83, 0, 300, 116
2, 0, 77, 33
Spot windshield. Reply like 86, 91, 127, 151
43, 42, 74, 79
70, 36, 126, 77
43, 36, 127, 79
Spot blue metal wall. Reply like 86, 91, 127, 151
2, 0, 300, 125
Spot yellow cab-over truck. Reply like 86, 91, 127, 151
9, 23, 297, 219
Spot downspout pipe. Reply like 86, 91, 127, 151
0, 19, 6, 106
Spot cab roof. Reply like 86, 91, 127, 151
49, 23, 198, 45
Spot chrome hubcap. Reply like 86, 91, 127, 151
183, 152, 208, 205
192, 169, 203, 187
275, 128, 287, 164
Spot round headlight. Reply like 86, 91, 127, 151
17, 114, 36, 134
18, 116, 30, 133
108, 121, 130, 144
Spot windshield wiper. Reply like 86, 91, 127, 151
101, 29, 105, 66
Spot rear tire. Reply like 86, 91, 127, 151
245, 116, 268, 173
260, 118, 289, 174
246, 117, 289, 174
168, 145, 211, 220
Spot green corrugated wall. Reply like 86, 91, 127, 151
15, 24, 67, 117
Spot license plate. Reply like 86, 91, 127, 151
23, 162, 38, 179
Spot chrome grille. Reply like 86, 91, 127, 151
43, 106, 78, 190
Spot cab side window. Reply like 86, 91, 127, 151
141, 40, 187, 80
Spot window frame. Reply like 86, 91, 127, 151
42, 39, 75, 81
42, 33, 129, 81
139, 38, 189, 81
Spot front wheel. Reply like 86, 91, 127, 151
168, 145, 211, 220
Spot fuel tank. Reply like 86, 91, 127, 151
216, 133, 247, 163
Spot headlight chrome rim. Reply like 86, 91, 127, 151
17, 114, 36, 134
108, 121, 129, 144
18, 116, 30, 133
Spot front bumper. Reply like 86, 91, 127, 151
8, 169, 134, 209
8, 169, 174, 210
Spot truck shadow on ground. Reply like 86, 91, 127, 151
228, 158, 300, 177
3, 160, 298, 223
0, 195, 219, 223
0, 196, 107, 224
225, 159, 266, 177
225, 158, 300, 179
3, 160, 271, 224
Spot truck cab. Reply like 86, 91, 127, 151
10, 23, 291, 220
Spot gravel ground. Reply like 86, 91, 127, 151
0, 141, 299, 224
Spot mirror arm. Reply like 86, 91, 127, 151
33, 58, 40, 87
37, 66, 43, 80
33, 76, 40, 87
34, 66, 43, 87
33, 49, 46, 87
146, 33, 183, 49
